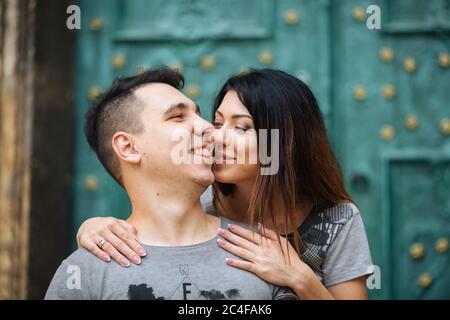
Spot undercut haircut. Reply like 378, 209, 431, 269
84, 67, 184, 186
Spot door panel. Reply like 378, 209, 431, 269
333, 0, 450, 299
386, 155, 450, 299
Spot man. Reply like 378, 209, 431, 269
45, 68, 296, 300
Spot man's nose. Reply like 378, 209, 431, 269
192, 114, 214, 139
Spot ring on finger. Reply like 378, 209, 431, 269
98, 238, 107, 249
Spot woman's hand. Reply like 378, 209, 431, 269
217, 223, 337, 299
76, 217, 146, 267
217, 223, 310, 288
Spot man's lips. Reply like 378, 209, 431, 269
213, 152, 236, 162
189, 144, 212, 159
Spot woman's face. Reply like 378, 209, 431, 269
212, 90, 259, 184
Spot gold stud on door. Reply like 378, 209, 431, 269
201, 56, 215, 71
379, 47, 394, 63
88, 86, 102, 101
89, 17, 103, 31
380, 125, 394, 141
284, 10, 300, 25
419, 273, 432, 288
352, 7, 365, 22
112, 54, 126, 70
354, 85, 367, 101
403, 57, 416, 73
409, 243, 425, 260
85, 175, 98, 192
259, 51, 273, 65
436, 238, 448, 253
382, 84, 396, 100
405, 115, 419, 130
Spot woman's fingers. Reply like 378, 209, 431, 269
224, 258, 255, 273
114, 220, 147, 258
79, 234, 111, 262
258, 223, 278, 241
101, 230, 140, 267
218, 227, 259, 251
117, 220, 138, 238
217, 238, 256, 262
227, 224, 262, 245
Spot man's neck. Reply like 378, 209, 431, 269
126, 182, 219, 246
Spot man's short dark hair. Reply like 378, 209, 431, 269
84, 67, 184, 186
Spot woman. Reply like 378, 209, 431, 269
76, 69, 373, 299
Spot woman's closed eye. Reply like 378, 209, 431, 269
234, 126, 249, 133
213, 121, 223, 128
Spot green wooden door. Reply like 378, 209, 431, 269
74, 0, 331, 235
74, 0, 450, 299
332, 0, 450, 299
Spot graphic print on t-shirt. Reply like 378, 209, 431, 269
127, 263, 241, 300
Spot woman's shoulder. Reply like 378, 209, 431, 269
317, 201, 360, 225
298, 201, 366, 280
301, 201, 360, 234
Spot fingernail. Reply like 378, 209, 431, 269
122, 260, 130, 267
225, 258, 233, 264
105, 255, 111, 262
217, 238, 223, 244
137, 248, 147, 257
228, 224, 235, 230
133, 257, 142, 265
218, 228, 225, 235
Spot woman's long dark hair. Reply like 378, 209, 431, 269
212, 69, 353, 256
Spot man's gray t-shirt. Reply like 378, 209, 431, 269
45, 217, 297, 300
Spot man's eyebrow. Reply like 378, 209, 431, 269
164, 102, 193, 116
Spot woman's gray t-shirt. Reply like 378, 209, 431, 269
200, 186, 373, 287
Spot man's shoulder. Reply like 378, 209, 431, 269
45, 248, 107, 300
61, 248, 108, 271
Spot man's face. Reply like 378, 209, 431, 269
132, 83, 215, 188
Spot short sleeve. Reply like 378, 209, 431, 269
44, 260, 92, 300
321, 212, 373, 287
44, 249, 103, 300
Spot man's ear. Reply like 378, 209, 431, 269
111, 132, 141, 164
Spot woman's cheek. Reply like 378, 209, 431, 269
246, 133, 258, 165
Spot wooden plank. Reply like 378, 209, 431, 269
0, 0, 35, 300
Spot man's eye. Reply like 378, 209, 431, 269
213, 121, 223, 127
171, 114, 184, 120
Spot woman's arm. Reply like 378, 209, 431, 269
76, 217, 146, 267
217, 223, 368, 300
